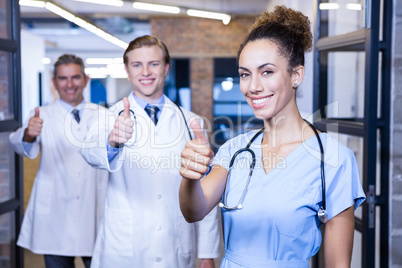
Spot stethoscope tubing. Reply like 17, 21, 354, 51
219, 120, 327, 223
118, 102, 193, 142
304, 120, 326, 211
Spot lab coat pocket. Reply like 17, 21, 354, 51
36, 180, 53, 214
104, 208, 134, 257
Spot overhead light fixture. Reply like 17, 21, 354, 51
71, 0, 124, 7
107, 63, 127, 78
346, 3, 362, 10
86, 58, 124, 65
221, 77, 233, 91
319, 3, 340, 10
19, 0, 46, 8
132, 2, 180, 14
85, 67, 108, 79
187, 9, 231, 25
85, 63, 127, 79
42, 57, 51, 64
20, 1, 128, 49
45, 2, 75, 21
44, 2, 128, 49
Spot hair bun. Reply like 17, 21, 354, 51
250, 5, 312, 52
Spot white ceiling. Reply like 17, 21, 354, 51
21, 0, 270, 18
20, 0, 271, 59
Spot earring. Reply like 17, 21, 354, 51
293, 83, 298, 87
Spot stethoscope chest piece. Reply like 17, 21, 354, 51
219, 202, 243, 210
318, 207, 328, 223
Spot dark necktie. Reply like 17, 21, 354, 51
145, 105, 159, 125
72, 109, 80, 123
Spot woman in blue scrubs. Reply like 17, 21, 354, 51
179, 5, 366, 268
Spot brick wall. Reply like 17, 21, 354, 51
0, 0, 5, 38
392, 0, 402, 266
151, 16, 254, 135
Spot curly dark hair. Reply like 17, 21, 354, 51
237, 5, 312, 73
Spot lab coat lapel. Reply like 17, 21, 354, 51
157, 97, 191, 147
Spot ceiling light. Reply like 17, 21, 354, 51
346, 3, 362, 10
86, 58, 123, 64
71, 0, 124, 7
85, 64, 127, 79
44, 2, 128, 49
221, 77, 233, 91
107, 63, 127, 78
45, 2, 75, 21
186, 9, 231, 25
42, 57, 51, 64
319, 3, 340, 10
85, 67, 108, 79
132, 2, 180, 14
19, 0, 46, 8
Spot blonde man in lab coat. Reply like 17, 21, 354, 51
10, 54, 108, 268
81, 35, 220, 267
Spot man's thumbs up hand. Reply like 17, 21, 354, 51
109, 97, 135, 148
34, 107, 40, 118
23, 107, 43, 143
122, 97, 131, 119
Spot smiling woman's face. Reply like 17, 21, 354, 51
238, 39, 302, 120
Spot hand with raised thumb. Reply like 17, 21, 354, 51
180, 119, 214, 180
122, 96, 131, 119
23, 107, 43, 143
109, 97, 134, 148
191, 119, 209, 145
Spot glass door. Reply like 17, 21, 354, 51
0, 0, 23, 267
312, 0, 391, 267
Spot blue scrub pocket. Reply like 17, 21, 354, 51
275, 209, 307, 239
274, 184, 317, 238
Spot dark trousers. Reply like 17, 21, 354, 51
44, 255, 91, 268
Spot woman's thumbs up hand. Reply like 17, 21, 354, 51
180, 119, 214, 180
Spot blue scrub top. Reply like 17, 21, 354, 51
212, 131, 366, 268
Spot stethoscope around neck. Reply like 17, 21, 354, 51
219, 119, 328, 224
118, 101, 193, 142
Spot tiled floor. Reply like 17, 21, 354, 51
24, 250, 85, 268
24, 249, 222, 267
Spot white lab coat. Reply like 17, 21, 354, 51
10, 100, 108, 256
82, 94, 220, 268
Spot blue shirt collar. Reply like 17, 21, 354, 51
132, 92, 165, 111
58, 98, 85, 111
